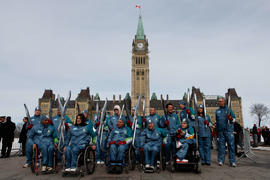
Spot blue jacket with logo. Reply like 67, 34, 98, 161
180, 107, 196, 127
108, 126, 132, 143
216, 106, 235, 132
28, 123, 58, 146
108, 115, 126, 131
161, 113, 180, 136
198, 114, 212, 137
65, 124, 96, 148
146, 114, 162, 128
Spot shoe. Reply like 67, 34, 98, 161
150, 165, 154, 170
219, 162, 223, 166
42, 166, 47, 172
100, 161, 105, 165
70, 168, 76, 172
23, 164, 30, 168
176, 158, 181, 163
156, 161, 160, 168
145, 164, 150, 168
65, 168, 71, 172
47, 167, 53, 171
231, 163, 236, 167
180, 159, 188, 163
97, 161, 101, 165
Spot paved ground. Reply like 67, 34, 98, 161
0, 150, 269, 180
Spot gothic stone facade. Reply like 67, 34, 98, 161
38, 86, 243, 126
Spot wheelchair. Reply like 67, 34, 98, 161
31, 146, 58, 175
62, 145, 96, 177
105, 144, 136, 174
138, 144, 165, 173
170, 137, 201, 173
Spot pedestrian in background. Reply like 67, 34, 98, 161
252, 124, 258, 147
1, 116, 16, 158
19, 117, 29, 156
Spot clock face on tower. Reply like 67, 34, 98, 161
137, 43, 144, 49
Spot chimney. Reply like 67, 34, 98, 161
119, 95, 121, 103
166, 94, 169, 101
113, 95, 115, 103
161, 94, 163, 100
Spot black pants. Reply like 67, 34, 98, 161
1, 139, 13, 157
22, 142, 26, 156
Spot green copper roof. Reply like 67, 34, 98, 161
151, 93, 157, 100
136, 16, 145, 40
94, 93, 100, 101
125, 93, 131, 100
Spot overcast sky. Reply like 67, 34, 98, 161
0, 0, 269, 127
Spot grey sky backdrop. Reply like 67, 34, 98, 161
0, 0, 269, 127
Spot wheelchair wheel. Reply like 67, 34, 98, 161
160, 146, 166, 170
53, 151, 58, 173
76, 151, 84, 170
84, 146, 96, 174
128, 146, 136, 170
31, 148, 39, 175
170, 156, 175, 172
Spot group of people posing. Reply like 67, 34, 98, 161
22, 96, 237, 174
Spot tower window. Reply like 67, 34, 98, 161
142, 77, 144, 80
143, 58, 145, 64
137, 70, 139, 75
142, 70, 144, 75
136, 58, 138, 64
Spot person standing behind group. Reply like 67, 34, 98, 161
19, 117, 29, 156
216, 97, 236, 167
160, 103, 180, 166
252, 124, 258, 147
1, 116, 16, 158
197, 104, 212, 165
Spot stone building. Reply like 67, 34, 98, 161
38, 15, 243, 126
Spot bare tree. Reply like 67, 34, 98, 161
250, 103, 270, 127
14, 122, 23, 138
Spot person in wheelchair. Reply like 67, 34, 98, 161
141, 119, 162, 171
63, 114, 96, 172
175, 119, 195, 163
28, 118, 58, 172
107, 118, 132, 170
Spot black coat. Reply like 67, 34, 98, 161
2, 120, 16, 142
252, 126, 258, 135
0, 122, 3, 141
19, 123, 28, 143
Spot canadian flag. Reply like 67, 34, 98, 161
136, 5, 141, 8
